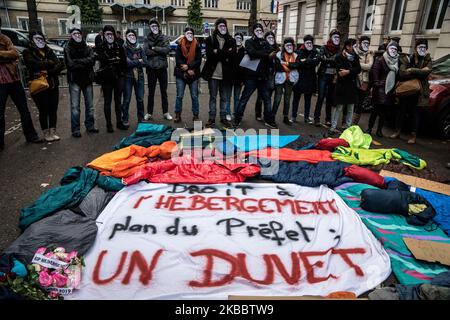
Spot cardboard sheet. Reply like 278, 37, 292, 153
403, 237, 450, 266
380, 170, 450, 196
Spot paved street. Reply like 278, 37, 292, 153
1, 83, 449, 252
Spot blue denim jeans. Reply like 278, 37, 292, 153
292, 91, 313, 121
122, 73, 145, 124
208, 79, 231, 120
331, 104, 354, 130
175, 77, 200, 115
229, 84, 242, 116
235, 79, 274, 122
313, 73, 335, 123
69, 82, 95, 134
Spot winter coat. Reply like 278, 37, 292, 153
274, 50, 299, 85
143, 32, 170, 70
242, 36, 274, 80
399, 53, 432, 107
201, 33, 236, 81
64, 39, 95, 88
293, 46, 320, 94
354, 47, 374, 87
22, 45, 64, 89
95, 41, 127, 84
334, 52, 361, 105
174, 39, 202, 83
114, 122, 174, 150
230, 45, 246, 85
317, 45, 339, 76
371, 55, 397, 106
124, 43, 147, 78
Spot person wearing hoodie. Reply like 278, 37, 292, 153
95, 25, 127, 133
228, 32, 246, 118
273, 37, 299, 125
122, 29, 147, 127
313, 29, 341, 127
201, 18, 235, 128
174, 27, 202, 123
234, 24, 277, 128
143, 19, 172, 121
328, 38, 361, 135
352, 35, 374, 125
64, 27, 99, 138
255, 31, 278, 122
390, 39, 432, 144
292, 34, 320, 124
368, 41, 400, 137
23, 30, 64, 142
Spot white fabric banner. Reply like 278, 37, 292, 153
69, 182, 391, 300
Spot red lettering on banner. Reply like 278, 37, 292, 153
93, 250, 128, 285
298, 250, 338, 284
332, 248, 366, 277
169, 196, 187, 211
268, 252, 301, 285
133, 195, 152, 209
155, 195, 171, 209
259, 199, 275, 213
122, 249, 164, 285
327, 200, 339, 214
189, 249, 238, 287
237, 253, 274, 285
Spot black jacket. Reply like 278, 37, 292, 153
23, 45, 64, 89
242, 36, 274, 80
64, 39, 95, 87
371, 55, 397, 106
174, 40, 202, 83
294, 46, 320, 94
143, 32, 170, 70
317, 45, 339, 76
230, 45, 246, 85
201, 32, 235, 81
95, 41, 127, 84
334, 52, 361, 105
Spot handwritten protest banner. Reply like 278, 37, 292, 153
69, 183, 391, 299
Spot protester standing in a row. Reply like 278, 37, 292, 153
328, 39, 361, 135
23, 30, 64, 142
95, 25, 127, 133
202, 18, 235, 128
292, 35, 319, 124
234, 23, 277, 128
64, 28, 99, 138
391, 39, 432, 144
368, 41, 400, 137
144, 19, 172, 121
352, 36, 374, 125
314, 29, 341, 127
273, 37, 299, 125
0, 20, 43, 150
174, 27, 202, 123
229, 32, 245, 118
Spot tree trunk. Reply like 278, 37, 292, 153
26, 0, 41, 32
248, 0, 257, 35
336, 0, 350, 42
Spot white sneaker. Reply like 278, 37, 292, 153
163, 113, 173, 120
226, 114, 232, 121
144, 113, 153, 121
50, 128, 60, 141
44, 129, 55, 142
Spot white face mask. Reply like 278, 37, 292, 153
150, 24, 159, 35
71, 32, 82, 43
185, 32, 194, 42
235, 37, 242, 46
105, 32, 114, 44
266, 36, 275, 45
254, 29, 263, 39
388, 46, 398, 58
218, 24, 227, 35
284, 44, 293, 53
331, 34, 340, 46
417, 45, 427, 57
361, 41, 370, 52
33, 36, 45, 49
126, 33, 136, 44
305, 41, 313, 51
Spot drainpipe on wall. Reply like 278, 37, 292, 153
328, 0, 334, 35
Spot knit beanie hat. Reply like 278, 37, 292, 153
69, 27, 82, 34
303, 34, 314, 42
329, 29, 341, 37
103, 25, 115, 34
415, 38, 428, 49
125, 29, 136, 37
184, 27, 195, 34
149, 19, 160, 28
253, 23, 264, 32
283, 37, 295, 45
215, 17, 227, 27
359, 35, 370, 43
265, 31, 275, 39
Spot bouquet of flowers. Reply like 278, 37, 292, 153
29, 246, 84, 297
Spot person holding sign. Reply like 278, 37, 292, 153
174, 27, 202, 123
233, 23, 277, 129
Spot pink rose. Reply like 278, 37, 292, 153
66, 251, 78, 262
52, 273, 68, 288
38, 271, 53, 287
48, 291, 59, 299
36, 247, 47, 255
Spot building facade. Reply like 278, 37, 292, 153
276, 0, 449, 59
1, 0, 278, 39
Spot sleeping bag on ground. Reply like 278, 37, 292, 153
360, 189, 436, 226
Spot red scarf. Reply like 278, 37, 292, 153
180, 37, 198, 65
282, 52, 296, 79
325, 39, 340, 55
